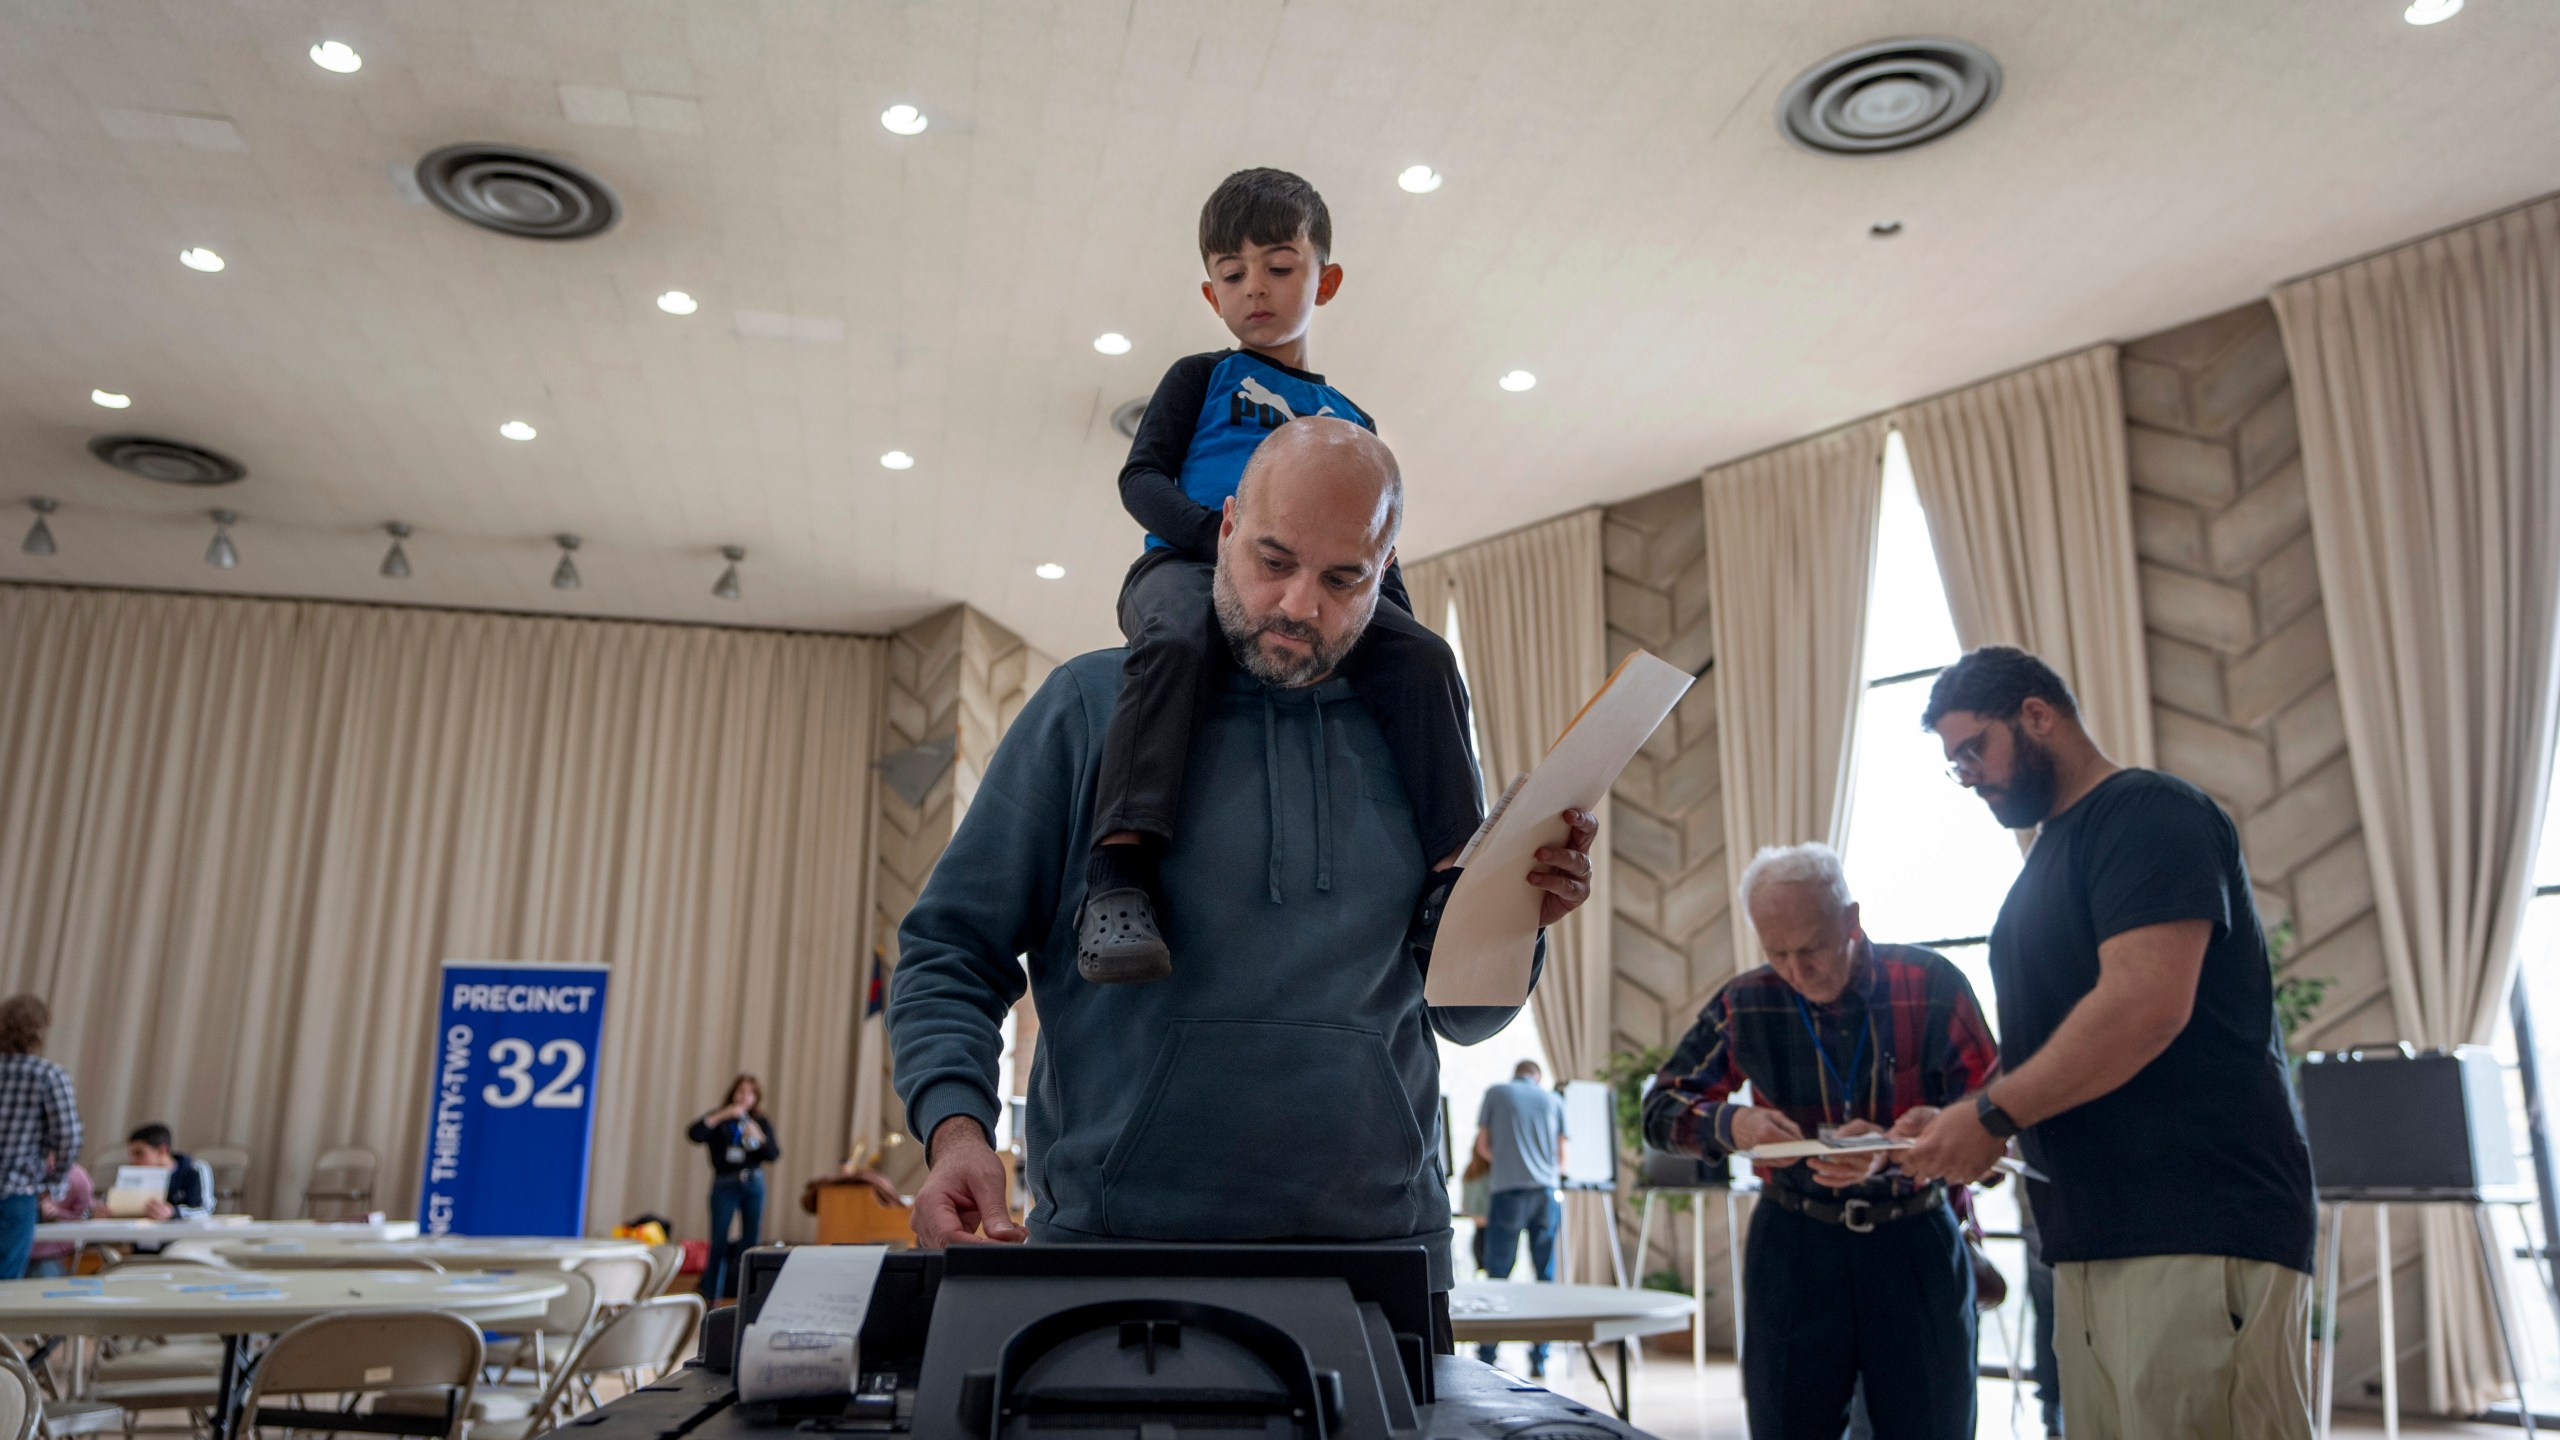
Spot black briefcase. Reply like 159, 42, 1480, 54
2297, 1044, 2523, 1201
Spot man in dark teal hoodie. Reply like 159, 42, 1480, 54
888, 417, 1597, 1314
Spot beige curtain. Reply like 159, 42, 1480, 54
0, 584, 883, 1241
1406, 512, 1615, 1283
1897, 346, 2156, 766
1702, 421, 1888, 967
2274, 194, 2560, 1417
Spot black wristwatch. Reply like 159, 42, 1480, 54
1975, 1091, 2021, 1139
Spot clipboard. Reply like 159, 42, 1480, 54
1422, 649, 1692, 1006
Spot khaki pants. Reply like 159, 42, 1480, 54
2053, 1254, 2313, 1440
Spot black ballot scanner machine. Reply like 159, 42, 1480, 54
564, 1244, 1663, 1440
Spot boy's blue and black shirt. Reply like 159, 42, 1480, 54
1120, 349, 1375, 559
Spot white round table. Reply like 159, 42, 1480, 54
208, 1235, 649, 1271
1447, 1281, 1695, 1420
32, 1218, 422, 1246
0, 1268, 565, 1440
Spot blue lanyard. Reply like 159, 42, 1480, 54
1789, 990, 1869, 1125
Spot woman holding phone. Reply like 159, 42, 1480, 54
688, 1073, 780, 1302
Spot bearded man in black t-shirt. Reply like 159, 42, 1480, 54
1900, 645, 2316, 1440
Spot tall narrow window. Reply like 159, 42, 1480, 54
1837, 430, 2022, 1013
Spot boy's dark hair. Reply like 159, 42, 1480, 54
1920, 645, 2080, 730
129, 1123, 174, 1151
0, 995, 48, 1056
1199, 168, 1332, 266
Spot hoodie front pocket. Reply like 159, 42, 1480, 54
1100, 1018, 1427, 1241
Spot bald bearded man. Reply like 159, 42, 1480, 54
888, 418, 1597, 1333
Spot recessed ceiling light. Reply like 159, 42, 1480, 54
880, 450, 915, 470
1870, 220, 1904, 238
179, 247, 225, 273
1498, 370, 1537, 393
2404, 0, 2461, 21
1093, 332, 1132, 356
1035, 563, 1066, 580
656, 290, 699, 315
499, 420, 537, 441
309, 40, 362, 73
880, 104, 928, 136
90, 389, 132, 409
1397, 165, 1443, 194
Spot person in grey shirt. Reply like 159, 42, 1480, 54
1472, 1060, 1566, 1375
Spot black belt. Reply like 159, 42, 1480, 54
1763, 1183, 1945, 1233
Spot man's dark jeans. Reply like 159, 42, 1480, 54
1476, 1186, 1559, 1370
0, 1194, 38, 1281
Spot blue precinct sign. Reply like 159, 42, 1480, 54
419, 961, 610, 1237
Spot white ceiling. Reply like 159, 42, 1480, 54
1, 1, 2555, 660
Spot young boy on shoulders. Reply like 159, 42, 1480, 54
1080, 167, 1484, 983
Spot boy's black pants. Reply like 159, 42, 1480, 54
1093, 546, 1485, 863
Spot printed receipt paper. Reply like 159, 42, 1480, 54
1423, 650, 1692, 1007
738, 1244, 887, 1404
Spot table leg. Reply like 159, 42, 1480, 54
2318, 1202, 2343, 1440
1617, 1337, 1631, 1423
1725, 1187, 1745, 1369
2377, 1204, 2397, 1440
1690, 1198, 1706, 1373
2474, 1207, 2537, 1438
211, 1334, 246, 1440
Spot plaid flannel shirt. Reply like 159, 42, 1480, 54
0, 1053, 80, 1199
1641, 940, 1996, 1202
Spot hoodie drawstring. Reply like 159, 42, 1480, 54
1263, 690, 1284, 904
1310, 691, 1333, 893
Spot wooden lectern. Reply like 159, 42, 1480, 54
806, 1177, 915, 1246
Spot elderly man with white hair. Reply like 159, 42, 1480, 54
1642, 842, 1997, 1440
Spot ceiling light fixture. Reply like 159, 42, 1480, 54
2404, 0, 2462, 22
1498, 370, 1537, 393
551, 534, 581, 591
205, 509, 239, 569
499, 420, 537, 442
309, 40, 362, 73
1870, 220, 1904, 238
91, 389, 131, 409
1397, 165, 1443, 194
880, 450, 915, 470
1093, 332, 1132, 356
381, 521, 412, 579
880, 104, 928, 136
179, 247, 226, 273
712, 545, 744, 601
1035, 563, 1066, 580
656, 290, 698, 316
22, 499, 57, 556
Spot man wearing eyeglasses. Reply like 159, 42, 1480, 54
1644, 842, 1996, 1440
1901, 645, 2316, 1440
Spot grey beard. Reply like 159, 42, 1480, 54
1211, 556, 1373, 687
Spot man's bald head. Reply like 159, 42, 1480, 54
1233, 417, 1403, 552
1213, 418, 1407, 688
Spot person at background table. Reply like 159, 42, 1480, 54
1644, 843, 1997, 1440
1470, 1060, 1566, 1378
689, 1074, 780, 1303
0, 995, 81, 1280
27, 1160, 91, 1278
125, 1124, 213, 1220
1901, 645, 2316, 1440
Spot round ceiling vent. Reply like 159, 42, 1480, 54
416, 144, 620, 240
88, 434, 246, 487
1776, 37, 2001, 155
1110, 396, 1150, 440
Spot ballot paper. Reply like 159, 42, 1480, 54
1739, 1135, 1914, 1162
104, 1165, 171, 1218
1422, 650, 1693, 1006
738, 1245, 887, 1405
